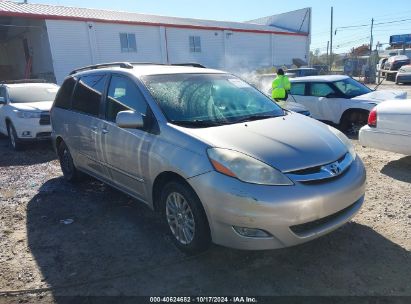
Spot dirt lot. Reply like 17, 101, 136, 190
0, 82, 410, 302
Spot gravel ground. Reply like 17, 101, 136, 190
0, 81, 410, 303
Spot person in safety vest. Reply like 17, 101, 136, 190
271, 68, 291, 108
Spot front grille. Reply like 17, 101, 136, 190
289, 200, 360, 237
39, 112, 50, 125
285, 153, 352, 183
36, 132, 51, 138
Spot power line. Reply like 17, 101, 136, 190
335, 18, 411, 34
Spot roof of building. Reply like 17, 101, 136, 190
0, 1, 308, 36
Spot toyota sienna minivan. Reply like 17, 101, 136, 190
51, 62, 366, 254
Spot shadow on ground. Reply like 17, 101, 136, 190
25, 178, 411, 298
0, 137, 56, 167
381, 156, 411, 183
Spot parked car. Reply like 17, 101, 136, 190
0, 80, 59, 150
396, 65, 411, 84
51, 62, 366, 254
288, 75, 407, 133
383, 55, 410, 71
359, 100, 411, 155
377, 58, 388, 72
251, 73, 311, 116
286, 68, 318, 77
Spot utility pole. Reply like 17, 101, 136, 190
326, 41, 330, 62
329, 7, 334, 71
369, 18, 374, 54
369, 18, 376, 84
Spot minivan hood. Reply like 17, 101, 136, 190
179, 113, 348, 172
285, 101, 308, 113
352, 90, 407, 103
10, 101, 52, 112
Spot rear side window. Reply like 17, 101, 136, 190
105, 75, 148, 122
54, 77, 76, 109
290, 83, 305, 96
310, 83, 336, 97
72, 74, 107, 116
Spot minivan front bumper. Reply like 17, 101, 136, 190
188, 156, 366, 250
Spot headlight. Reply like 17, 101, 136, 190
327, 126, 356, 160
15, 110, 41, 119
207, 148, 294, 186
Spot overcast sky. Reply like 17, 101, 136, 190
29, 0, 411, 54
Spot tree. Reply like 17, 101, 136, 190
350, 44, 370, 56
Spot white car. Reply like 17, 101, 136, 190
0, 81, 59, 150
250, 74, 311, 116
288, 75, 407, 133
396, 65, 411, 84
359, 100, 411, 155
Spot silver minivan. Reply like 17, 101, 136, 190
51, 63, 366, 254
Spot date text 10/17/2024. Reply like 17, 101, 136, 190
149, 297, 258, 303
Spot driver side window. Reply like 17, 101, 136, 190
310, 83, 335, 98
106, 75, 148, 122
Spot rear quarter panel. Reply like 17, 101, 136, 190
377, 101, 411, 133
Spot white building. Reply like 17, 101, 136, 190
0, 1, 311, 84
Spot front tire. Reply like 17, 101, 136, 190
160, 181, 211, 254
57, 141, 81, 182
340, 111, 369, 135
7, 123, 23, 151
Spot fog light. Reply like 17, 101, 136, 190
21, 131, 31, 137
233, 226, 272, 238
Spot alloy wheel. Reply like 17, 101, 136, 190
165, 192, 195, 245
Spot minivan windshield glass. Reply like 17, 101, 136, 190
333, 78, 372, 98
142, 74, 284, 127
9, 85, 58, 103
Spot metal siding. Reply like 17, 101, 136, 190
93, 23, 163, 64
46, 20, 93, 84
166, 28, 225, 69
273, 35, 308, 66
225, 32, 271, 71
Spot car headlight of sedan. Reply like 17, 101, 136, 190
327, 125, 356, 160
15, 110, 41, 119
207, 148, 294, 186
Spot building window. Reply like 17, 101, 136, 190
189, 36, 201, 53
120, 33, 137, 52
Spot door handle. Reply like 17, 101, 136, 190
91, 126, 98, 133
102, 129, 109, 134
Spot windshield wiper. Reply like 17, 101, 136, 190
170, 119, 226, 128
235, 114, 279, 123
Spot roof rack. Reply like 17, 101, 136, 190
69, 62, 134, 75
69, 61, 207, 76
0, 79, 48, 84
171, 63, 206, 68
130, 62, 206, 68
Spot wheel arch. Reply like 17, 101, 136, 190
152, 171, 191, 212
340, 108, 370, 125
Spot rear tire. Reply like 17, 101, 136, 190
57, 141, 81, 182
160, 181, 211, 255
7, 122, 23, 151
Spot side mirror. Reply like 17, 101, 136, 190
0, 97, 5, 104
116, 110, 144, 129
